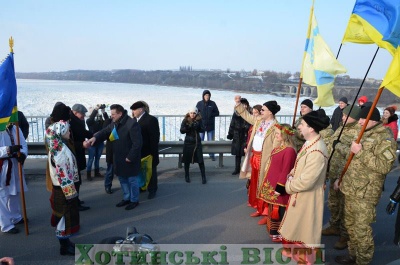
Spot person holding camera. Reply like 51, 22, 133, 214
86, 104, 109, 181
180, 107, 206, 184
0, 123, 28, 234
227, 96, 250, 175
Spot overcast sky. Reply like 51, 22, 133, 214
0, 0, 393, 79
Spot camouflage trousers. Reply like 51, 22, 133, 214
344, 195, 376, 265
327, 179, 348, 239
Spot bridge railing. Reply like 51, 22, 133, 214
24, 114, 296, 143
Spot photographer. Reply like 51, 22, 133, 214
180, 107, 206, 184
86, 104, 109, 181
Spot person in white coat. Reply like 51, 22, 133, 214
0, 124, 28, 234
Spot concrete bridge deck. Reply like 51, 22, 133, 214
1, 156, 399, 265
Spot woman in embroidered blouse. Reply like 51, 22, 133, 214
46, 120, 80, 256
258, 124, 296, 242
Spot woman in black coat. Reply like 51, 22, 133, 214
180, 107, 206, 184
227, 98, 251, 175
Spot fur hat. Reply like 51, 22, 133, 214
302, 109, 330, 133
130, 101, 145, 110
339, 97, 348, 104
359, 106, 381, 122
301, 99, 313, 110
263, 100, 281, 115
51, 103, 71, 122
188, 107, 198, 114
71, 104, 88, 114
343, 105, 361, 120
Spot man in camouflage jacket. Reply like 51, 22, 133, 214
336, 106, 397, 265
323, 105, 361, 251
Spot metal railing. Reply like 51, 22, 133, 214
24, 114, 295, 143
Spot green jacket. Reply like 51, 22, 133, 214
327, 122, 360, 180
340, 123, 397, 204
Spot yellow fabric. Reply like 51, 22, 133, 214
140, 155, 153, 190
381, 46, 400, 97
343, 14, 397, 56
302, 11, 346, 107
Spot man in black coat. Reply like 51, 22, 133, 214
130, 101, 160, 199
86, 104, 142, 211
195, 90, 219, 161
70, 104, 93, 211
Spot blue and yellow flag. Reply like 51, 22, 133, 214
381, 46, 400, 97
109, 126, 119, 141
301, 11, 347, 107
139, 155, 153, 190
342, 0, 400, 56
0, 52, 18, 131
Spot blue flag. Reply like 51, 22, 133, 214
109, 126, 119, 141
0, 53, 17, 131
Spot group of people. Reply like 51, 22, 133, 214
1, 90, 400, 264
230, 94, 398, 265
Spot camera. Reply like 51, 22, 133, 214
99, 104, 106, 109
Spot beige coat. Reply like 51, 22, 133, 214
235, 104, 278, 186
278, 135, 328, 247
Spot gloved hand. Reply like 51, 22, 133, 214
9, 145, 22, 154
332, 140, 340, 149
17, 153, 26, 165
386, 199, 398, 215
227, 134, 233, 140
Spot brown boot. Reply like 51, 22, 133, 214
86, 171, 92, 181
321, 226, 340, 236
334, 237, 348, 250
95, 169, 104, 178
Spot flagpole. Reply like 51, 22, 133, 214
328, 47, 380, 168
338, 86, 384, 186
292, 0, 314, 127
9, 37, 29, 235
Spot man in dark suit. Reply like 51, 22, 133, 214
86, 104, 142, 210
130, 101, 160, 200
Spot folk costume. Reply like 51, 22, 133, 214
279, 110, 330, 259
0, 125, 28, 233
235, 102, 279, 212
258, 125, 296, 240
46, 121, 80, 255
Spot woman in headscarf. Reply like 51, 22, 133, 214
258, 123, 296, 242
46, 120, 80, 256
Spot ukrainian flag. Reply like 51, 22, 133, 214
0, 52, 18, 131
109, 126, 119, 141
381, 46, 400, 97
342, 0, 400, 56
302, 10, 347, 107
139, 155, 153, 190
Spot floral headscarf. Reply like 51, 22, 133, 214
46, 121, 79, 199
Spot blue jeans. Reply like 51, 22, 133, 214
87, 142, 105, 172
104, 163, 114, 188
118, 175, 139, 202
199, 130, 215, 159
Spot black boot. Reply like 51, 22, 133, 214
86, 171, 92, 181
184, 163, 190, 183
199, 163, 206, 184
59, 238, 75, 256
232, 156, 241, 175
95, 169, 104, 178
